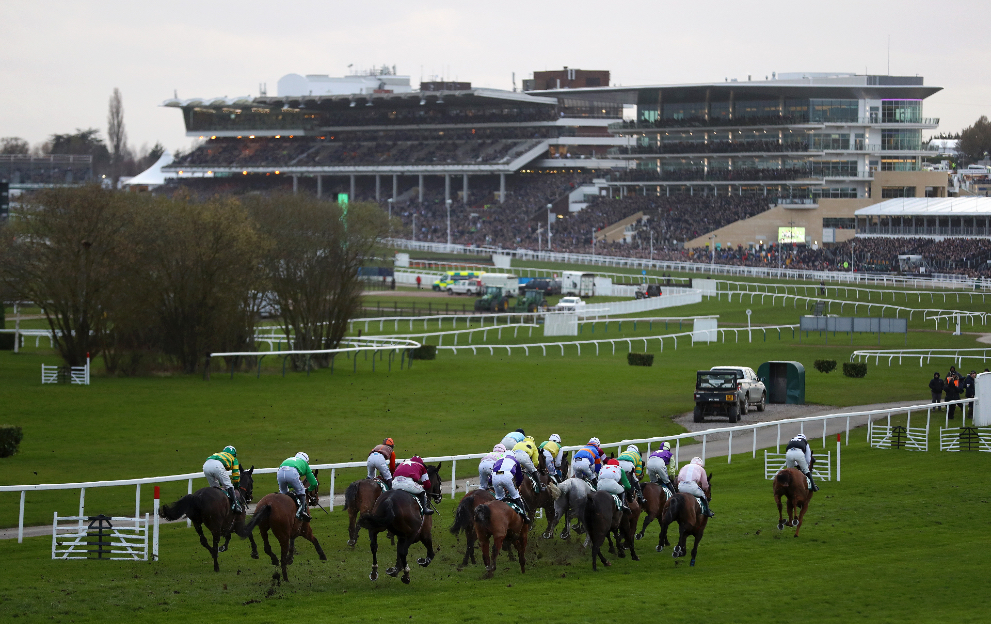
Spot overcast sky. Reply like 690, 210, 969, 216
3, 0, 989, 157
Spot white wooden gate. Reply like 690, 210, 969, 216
52, 514, 149, 560
764, 451, 831, 481
939, 427, 991, 452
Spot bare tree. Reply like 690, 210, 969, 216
107, 88, 127, 187
0, 137, 29, 154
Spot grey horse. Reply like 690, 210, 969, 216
543, 477, 594, 541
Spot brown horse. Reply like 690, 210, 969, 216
636, 481, 677, 541
659, 473, 712, 566
160, 467, 255, 572
238, 484, 326, 582
473, 499, 529, 578
449, 488, 496, 567
344, 478, 387, 547
774, 468, 813, 537
519, 471, 561, 537
583, 490, 630, 570
358, 463, 443, 584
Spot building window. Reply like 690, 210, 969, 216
881, 186, 916, 198
880, 158, 919, 171
823, 217, 856, 229
662, 102, 706, 121
809, 99, 859, 123
881, 100, 922, 123
811, 160, 858, 177
881, 129, 921, 151
813, 188, 858, 199
733, 100, 781, 120
810, 133, 850, 150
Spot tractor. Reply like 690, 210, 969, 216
514, 289, 548, 313
474, 286, 511, 312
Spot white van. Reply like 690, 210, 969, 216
480, 273, 519, 297
560, 271, 596, 298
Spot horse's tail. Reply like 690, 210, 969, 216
449, 493, 475, 536
358, 494, 396, 531
343, 481, 359, 511
159, 495, 197, 522
237, 503, 271, 538
662, 493, 682, 526
473, 502, 492, 530
583, 493, 597, 533
545, 479, 562, 501
775, 470, 792, 488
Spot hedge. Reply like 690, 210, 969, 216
842, 362, 868, 378
0, 425, 23, 458
814, 359, 837, 374
0, 333, 14, 351
627, 352, 654, 367
410, 345, 437, 360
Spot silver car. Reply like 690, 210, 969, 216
710, 366, 767, 414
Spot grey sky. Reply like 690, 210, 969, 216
3, 0, 989, 157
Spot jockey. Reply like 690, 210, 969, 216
785, 434, 819, 492
366, 437, 396, 484
203, 445, 243, 513
499, 429, 527, 452
491, 452, 530, 524
573, 437, 604, 482
512, 436, 543, 493
278, 452, 318, 521
677, 457, 714, 518
597, 458, 631, 513
617, 444, 646, 505
392, 456, 434, 515
538, 434, 565, 481
478, 444, 507, 490
646, 442, 675, 494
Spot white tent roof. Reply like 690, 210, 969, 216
124, 151, 174, 187
855, 197, 991, 217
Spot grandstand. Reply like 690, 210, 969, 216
0, 154, 93, 189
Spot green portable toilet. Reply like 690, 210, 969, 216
757, 361, 806, 405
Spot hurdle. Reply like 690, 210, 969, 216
763, 451, 831, 481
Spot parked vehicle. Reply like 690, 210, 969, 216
520, 278, 561, 297
554, 296, 586, 312
480, 273, 519, 298
560, 271, 595, 298
433, 270, 483, 291
514, 289, 548, 313
635, 283, 663, 299
710, 366, 767, 413
475, 286, 511, 312
693, 370, 746, 423
447, 279, 481, 295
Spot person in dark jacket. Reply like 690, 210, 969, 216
929, 372, 945, 410
962, 371, 977, 419
944, 373, 962, 420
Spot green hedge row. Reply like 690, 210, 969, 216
410, 345, 437, 360
0, 333, 14, 350
843, 362, 868, 378
814, 359, 837, 374
0, 425, 24, 458
627, 352, 654, 367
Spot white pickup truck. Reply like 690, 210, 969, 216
446, 279, 481, 295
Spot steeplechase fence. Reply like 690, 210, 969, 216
763, 451, 832, 481
52, 513, 151, 561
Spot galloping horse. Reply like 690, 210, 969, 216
449, 488, 495, 567
546, 477, 593, 540
773, 467, 813, 537
659, 473, 712, 566
519, 471, 561, 536
239, 474, 326, 582
160, 467, 255, 572
358, 463, 443, 584
344, 477, 387, 547
584, 489, 629, 570
636, 481, 677, 541
473, 499, 529, 578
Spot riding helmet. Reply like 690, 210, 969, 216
493, 444, 507, 453
384, 438, 394, 447
661, 442, 671, 451
589, 437, 601, 447
223, 445, 237, 456
796, 434, 807, 442
626, 444, 640, 455
691, 456, 705, 467
549, 434, 561, 443
295, 451, 309, 463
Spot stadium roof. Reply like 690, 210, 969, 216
163, 88, 558, 111
855, 197, 991, 217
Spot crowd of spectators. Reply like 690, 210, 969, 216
615, 114, 810, 130
617, 166, 811, 183
620, 139, 810, 156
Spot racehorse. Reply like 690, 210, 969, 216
519, 471, 561, 537
635, 481, 677, 541
583, 489, 631, 570
473, 499, 529, 578
546, 477, 593, 540
659, 473, 712, 566
773, 467, 813, 537
449, 487, 495, 567
358, 463, 443, 585
238, 472, 327, 582
344, 477, 387, 547
159, 466, 255, 572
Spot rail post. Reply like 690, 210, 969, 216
18, 490, 25, 543
836, 434, 841, 482
153, 486, 160, 560
329, 468, 336, 511
451, 460, 457, 499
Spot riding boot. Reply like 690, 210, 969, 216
511, 497, 531, 525
530, 472, 543, 493
805, 471, 820, 492
621, 494, 631, 514
699, 497, 715, 518
226, 487, 241, 513
633, 478, 646, 505
385, 478, 393, 491
294, 493, 312, 522
416, 491, 434, 515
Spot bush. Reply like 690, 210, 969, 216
627, 352, 654, 367
0, 425, 23, 458
410, 345, 436, 360
842, 362, 868, 378
814, 359, 837, 374
0, 332, 14, 351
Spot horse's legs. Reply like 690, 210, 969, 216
210, 530, 221, 572
219, 530, 232, 553
594, 535, 610, 569
689, 528, 704, 567
303, 525, 327, 560
490, 534, 504, 574
794, 498, 809, 537
775, 493, 785, 530
637, 507, 656, 540
347, 508, 359, 548
674, 523, 690, 558
606, 531, 616, 555
658, 516, 670, 553
260, 528, 278, 566
416, 531, 435, 567
477, 531, 492, 574
279, 534, 291, 582
624, 517, 639, 562
193, 522, 211, 554
248, 532, 259, 559
390, 538, 412, 584
787, 497, 796, 527
517, 530, 529, 574
368, 530, 380, 581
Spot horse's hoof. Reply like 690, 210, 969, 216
777, 523, 784, 531
561, 531, 569, 540
792, 519, 800, 527
656, 545, 663, 553
635, 533, 643, 540
417, 557, 432, 567
690, 558, 696, 567
632, 554, 640, 562
347, 540, 356, 548
604, 561, 611, 567
218, 545, 227, 553
541, 532, 552, 539
386, 567, 399, 577
369, 572, 378, 581
250, 553, 259, 560
401, 575, 410, 585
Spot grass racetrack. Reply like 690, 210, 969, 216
1, 289, 989, 623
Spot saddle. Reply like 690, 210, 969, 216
693, 496, 704, 513
526, 473, 542, 493
372, 477, 390, 492
610, 494, 623, 510
506, 499, 527, 519
803, 474, 813, 490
